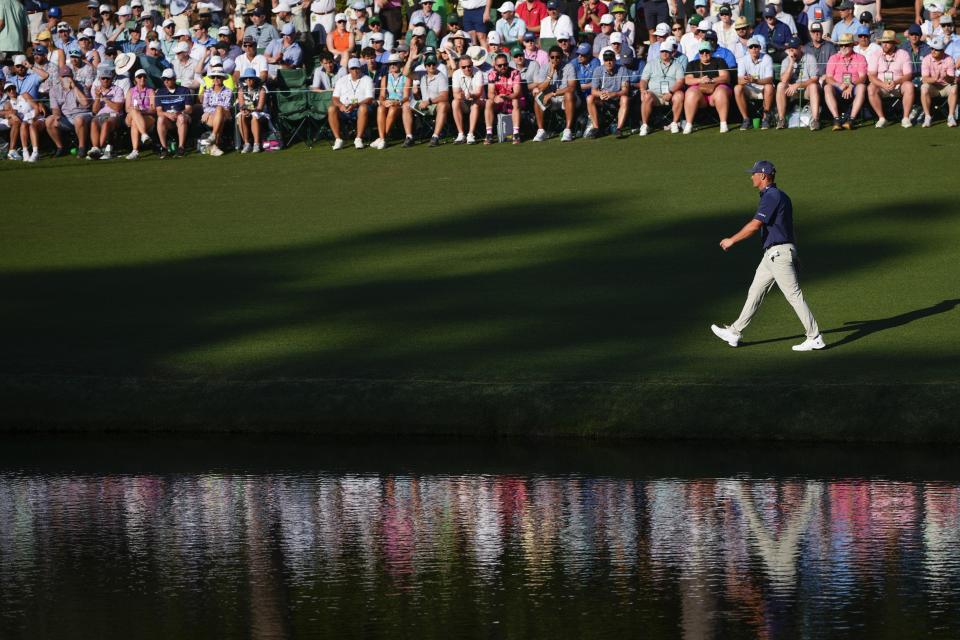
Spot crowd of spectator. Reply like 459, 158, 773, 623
1, 0, 958, 160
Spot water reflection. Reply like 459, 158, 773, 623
2, 473, 959, 639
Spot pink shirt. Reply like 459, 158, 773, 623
488, 68, 520, 96
868, 48, 912, 81
921, 52, 955, 83
825, 51, 868, 84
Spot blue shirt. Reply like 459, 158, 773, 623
946, 39, 960, 61
754, 185, 794, 250
712, 45, 736, 69
155, 84, 193, 112
571, 57, 600, 96
11, 72, 41, 99
754, 20, 792, 50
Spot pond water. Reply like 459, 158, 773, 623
1, 436, 960, 639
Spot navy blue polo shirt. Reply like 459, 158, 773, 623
753, 184, 794, 250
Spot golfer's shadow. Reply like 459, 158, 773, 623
739, 299, 960, 349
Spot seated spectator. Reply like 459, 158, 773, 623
683, 41, 731, 133
735, 36, 775, 129
311, 52, 344, 91
217, 26, 242, 61
570, 40, 600, 100
159, 19, 178, 60
681, 21, 708, 60
248, 8, 280, 50
704, 30, 735, 68
823, 33, 867, 129
200, 68, 233, 156
403, 53, 449, 147
4, 80, 41, 162
496, 2, 528, 46
867, 30, 915, 128
198, 59, 237, 95
409, 0, 443, 37
554, 30, 576, 63
124, 68, 155, 159
406, 21, 438, 51
54, 22, 78, 53
171, 42, 200, 88
539, 1, 574, 42
328, 58, 375, 150
371, 54, 409, 149
443, 30, 471, 72
586, 49, 629, 138
451, 56, 486, 143
88, 66, 124, 160
595, 15, 616, 55
804, 22, 836, 73
45, 66, 93, 158
234, 35, 268, 83
646, 23, 671, 61
831, 1, 859, 43
482, 31, 502, 66
638, 39, 685, 135
512, 44, 540, 90
802, 0, 833, 38
731, 16, 753, 60
921, 3, 946, 40
854, 26, 882, 69
30, 44, 59, 95
142, 41, 172, 73
939, 15, 954, 46
754, 6, 791, 62
901, 24, 932, 79
608, 32, 634, 65
155, 67, 194, 158
919, 35, 956, 126
1, 83, 26, 161
122, 27, 147, 54
67, 49, 97, 90
522, 31, 548, 66
532, 44, 576, 141
237, 67, 268, 153
776, 37, 821, 130
264, 23, 303, 73
362, 17, 395, 51
484, 52, 523, 143
766, 0, 797, 36
611, 3, 634, 50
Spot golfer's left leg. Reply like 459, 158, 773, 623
730, 256, 777, 336
770, 246, 820, 339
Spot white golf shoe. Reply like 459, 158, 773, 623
638, 124, 649, 136
710, 324, 740, 347
533, 128, 547, 142
560, 128, 573, 142
792, 335, 826, 351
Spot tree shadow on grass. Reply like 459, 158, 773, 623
0, 197, 951, 384
738, 299, 960, 349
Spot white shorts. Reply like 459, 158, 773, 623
742, 83, 765, 99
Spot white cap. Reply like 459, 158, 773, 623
134, 68, 147, 76
162, 18, 175, 27
161, 68, 176, 78
334, 12, 347, 21
174, 41, 190, 53
555, 29, 573, 40
929, 34, 946, 49
131, 0, 142, 6
412, 25, 426, 36
218, 26, 231, 35
929, 1, 944, 11
370, 32, 384, 41
117, 5, 131, 15
747, 35, 763, 47
653, 22, 670, 36
13, 54, 27, 66
662, 36, 677, 49
273, 1, 292, 12
487, 31, 501, 44
281, 22, 296, 35
599, 14, 614, 25
99, 4, 112, 12
174, 28, 190, 38
386, 53, 401, 64
147, 40, 160, 49
610, 32, 623, 43
941, 14, 954, 23
347, 57, 362, 69
209, 55, 223, 66
498, 1, 515, 11
697, 22, 711, 32
81, 27, 97, 38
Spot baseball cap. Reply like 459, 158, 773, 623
837, 0, 853, 9
117, 5, 131, 15
499, 1, 515, 12
859, 10, 873, 23
610, 32, 623, 43
386, 53, 401, 64
856, 25, 871, 36
555, 29, 573, 40
510, 45, 522, 57
907, 23, 922, 35
662, 36, 677, 50
412, 25, 427, 36
653, 22, 670, 36
929, 1, 945, 11
785, 36, 801, 48
87, 0, 99, 6
347, 57, 362, 69
610, 2, 627, 13
273, 1, 292, 11
929, 35, 946, 49
546, 0, 559, 7
57, 22, 71, 32
424, 54, 437, 64
747, 36, 763, 48
218, 26, 232, 35
694, 0, 706, 5
208, 68, 227, 78
251, 7, 266, 16
161, 67, 176, 79
131, 0, 143, 6
447, 14, 459, 23
941, 15, 954, 24
698, 41, 712, 52
69, 49, 82, 57
718, 5, 731, 15
34, 44, 48, 55
281, 23, 296, 36
97, 65, 115, 78
763, 6, 777, 17
174, 41, 190, 53
367, 15, 381, 24
396, 41, 410, 51
242, 35, 256, 44
599, 14, 613, 25
48, 6, 62, 17
162, 18, 175, 27
688, 15, 702, 26
746, 160, 775, 175
13, 54, 29, 66
99, 4, 112, 12
809, 21, 823, 31
104, 44, 118, 54
601, 49, 616, 60
574, 42, 590, 55
523, 31, 536, 41
134, 68, 147, 77
703, 29, 718, 41
487, 31, 501, 44
59, 65, 73, 77
370, 32, 384, 41
173, 28, 190, 38
697, 22, 711, 32
3, 82, 14, 91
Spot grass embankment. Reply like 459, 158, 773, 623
1, 127, 958, 440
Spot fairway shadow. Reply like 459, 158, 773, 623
0, 197, 950, 383
739, 299, 960, 349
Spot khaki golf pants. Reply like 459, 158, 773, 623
731, 243, 820, 339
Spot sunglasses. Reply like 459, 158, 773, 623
243, 43, 254, 47
425, 61, 436, 65
748, 44, 760, 48
495, 63, 507, 68
336, 19, 346, 23
460, 64, 472, 69
550, 55, 562, 59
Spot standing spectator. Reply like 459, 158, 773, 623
155, 67, 193, 157
496, 2, 528, 46
516, 0, 548, 35
200, 67, 232, 156
823, 33, 867, 129
327, 13, 354, 67
328, 57, 374, 149
776, 36, 821, 129
88, 66, 124, 159
802, 0, 833, 37
532, 44, 576, 140
804, 22, 836, 71
124, 68, 155, 159
234, 35, 268, 83
638, 39, 686, 135
642, 0, 677, 34
735, 36, 775, 129
45, 66, 93, 158
451, 55, 486, 143
484, 51, 523, 143
586, 49, 629, 137
831, 1, 859, 43
237, 67, 268, 153
683, 41, 732, 133
460, 0, 491, 46
920, 35, 956, 126
0, 0, 28, 57
868, 30, 916, 128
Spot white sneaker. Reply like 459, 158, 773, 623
7, 149, 22, 161
21, 150, 30, 162
583, 124, 595, 138
792, 334, 826, 352
102, 145, 112, 160
332, 138, 344, 150
950, 115, 958, 127
533, 128, 547, 142
922, 115, 932, 128
140, 133, 151, 145
875, 117, 888, 128
670, 121, 680, 134
719, 121, 729, 133
638, 123, 649, 136
454, 132, 465, 143
683, 122, 693, 135
125, 149, 140, 160
710, 324, 740, 348
561, 128, 573, 142
86, 146, 99, 160
208, 144, 223, 156
354, 137, 364, 149
371, 137, 385, 149
240, 143, 252, 153
466, 133, 476, 144
901, 117, 912, 128
251, 143, 261, 153
25, 150, 37, 163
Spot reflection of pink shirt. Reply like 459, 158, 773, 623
825, 51, 868, 84
921, 52, 955, 83
868, 49, 912, 80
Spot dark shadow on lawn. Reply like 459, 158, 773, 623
0, 197, 950, 382
738, 298, 960, 349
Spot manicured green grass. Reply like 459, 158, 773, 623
2, 127, 958, 437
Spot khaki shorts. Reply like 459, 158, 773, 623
923, 83, 956, 98
742, 83, 765, 99
877, 86, 903, 98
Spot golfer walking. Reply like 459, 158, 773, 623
711, 160, 826, 351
